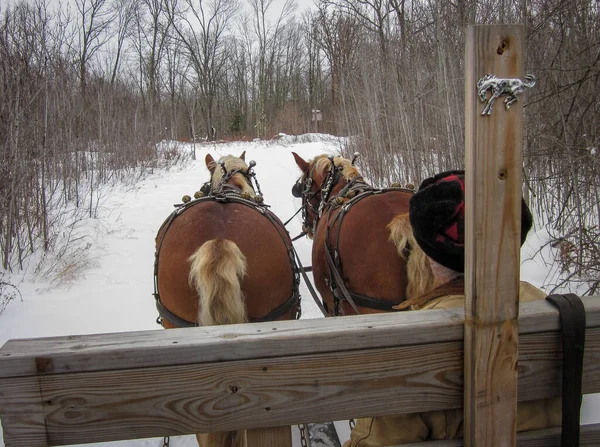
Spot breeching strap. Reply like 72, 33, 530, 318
325, 246, 361, 315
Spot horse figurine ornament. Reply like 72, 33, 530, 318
155, 151, 300, 447
292, 152, 438, 316
477, 73, 536, 116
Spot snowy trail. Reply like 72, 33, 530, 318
0, 136, 348, 446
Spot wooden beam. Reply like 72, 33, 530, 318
3, 298, 599, 379
1, 298, 599, 446
464, 25, 525, 447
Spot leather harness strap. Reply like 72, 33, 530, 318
292, 245, 329, 317
323, 187, 414, 315
155, 299, 196, 328
324, 246, 362, 315
154, 193, 301, 328
545, 293, 586, 447
341, 290, 403, 312
156, 287, 302, 327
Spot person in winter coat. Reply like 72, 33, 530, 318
343, 170, 561, 447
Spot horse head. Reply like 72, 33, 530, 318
206, 151, 257, 197
292, 152, 363, 236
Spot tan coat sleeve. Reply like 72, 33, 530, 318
348, 414, 429, 446
346, 281, 561, 446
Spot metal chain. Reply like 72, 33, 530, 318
298, 424, 309, 447
161, 436, 170, 447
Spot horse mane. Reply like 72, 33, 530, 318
387, 213, 438, 299
211, 155, 255, 195
312, 155, 363, 182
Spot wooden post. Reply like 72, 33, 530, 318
464, 25, 525, 446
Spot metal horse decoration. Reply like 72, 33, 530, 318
154, 152, 300, 447
292, 152, 437, 316
477, 73, 536, 116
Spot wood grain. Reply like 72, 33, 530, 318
2, 298, 599, 379
1, 323, 599, 446
0, 377, 47, 447
464, 25, 525, 447
247, 426, 292, 447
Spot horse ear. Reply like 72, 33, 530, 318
239, 151, 246, 161
205, 154, 216, 173
292, 152, 309, 173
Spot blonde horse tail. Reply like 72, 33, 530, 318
188, 239, 248, 326
388, 213, 438, 299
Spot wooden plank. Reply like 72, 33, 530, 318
1, 326, 599, 446
398, 423, 600, 446
0, 307, 467, 379
0, 377, 47, 447
247, 426, 292, 447
1, 298, 599, 379
464, 24, 525, 447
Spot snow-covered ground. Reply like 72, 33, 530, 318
0, 134, 597, 446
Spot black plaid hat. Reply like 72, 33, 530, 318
409, 170, 533, 273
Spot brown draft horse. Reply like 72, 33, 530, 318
292, 152, 437, 316
154, 152, 300, 447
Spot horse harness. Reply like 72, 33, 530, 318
323, 185, 415, 316
294, 158, 415, 316
154, 189, 302, 328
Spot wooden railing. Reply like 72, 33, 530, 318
1, 297, 599, 446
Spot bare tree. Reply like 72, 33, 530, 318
168, 0, 239, 140
313, 1, 359, 124
109, 0, 136, 85
248, 0, 296, 137
74, 0, 114, 93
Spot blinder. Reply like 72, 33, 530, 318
292, 181, 304, 198
200, 181, 212, 196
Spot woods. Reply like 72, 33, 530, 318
0, 0, 598, 294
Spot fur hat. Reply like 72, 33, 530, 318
409, 170, 533, 273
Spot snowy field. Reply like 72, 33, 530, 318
0, 134, 597, 446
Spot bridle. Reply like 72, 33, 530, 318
212, 159, 264, 199
291, 154, 361, 236
292, 156, 344, 236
